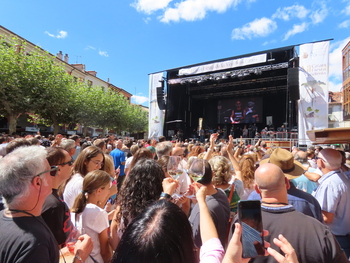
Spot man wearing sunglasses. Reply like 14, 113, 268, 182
42, 147, 75, 247
0, 146, 92, 263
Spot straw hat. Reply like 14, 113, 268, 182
260, 148, 304, 179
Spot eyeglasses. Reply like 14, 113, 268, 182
90, 160, 103, 167
35, 166, 59, 177
57, 158, 74, 166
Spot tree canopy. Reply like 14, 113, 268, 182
0, 36, 148, 135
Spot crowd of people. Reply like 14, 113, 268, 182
0, 132, 349, 263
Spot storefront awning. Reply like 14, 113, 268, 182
306, 128, 350, 144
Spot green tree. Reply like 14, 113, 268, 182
124, 104, 148, 134
0, 37, 74, 134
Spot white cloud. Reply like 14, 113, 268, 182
344, 4, 350, 15
283, 22, 308, 41
143, 17, 152, 23
85, 45, 96, 50
231, 17, 277, 40
262, 39, 276, 46
98, 51, 109, 57
160, 0, 239, 23
57, 31, 68, 39
45, 30, 68, 39
272, 4, 309, 21
328, 80, 342, 92
329, 37, 350, 83
44, 31, 55, 38
339, 20, 350, 28
132, 95, 149, 104
309, 2, 328, 24
131, 0, 173, 14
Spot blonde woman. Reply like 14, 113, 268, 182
209, 156, 243, 214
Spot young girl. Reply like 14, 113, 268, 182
71, 170, 112, 263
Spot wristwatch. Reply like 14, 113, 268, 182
160, 192, 172, 200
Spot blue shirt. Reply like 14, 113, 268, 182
312, 170, 350, 235
110, 148, 126, 176
248, 183, 323, 222
291, 174, 318, 194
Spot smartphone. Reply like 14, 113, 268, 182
238, 200, 264, 258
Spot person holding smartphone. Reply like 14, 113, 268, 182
250, 163, 348, 263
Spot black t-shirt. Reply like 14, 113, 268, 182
123, 148, 132, 159
42, 189, 73, 246
0, 211, 59, 263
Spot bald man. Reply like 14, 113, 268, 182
250, 163, 348, 263
312, 148, 350, 257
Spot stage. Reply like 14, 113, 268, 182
149, 45, 300, 141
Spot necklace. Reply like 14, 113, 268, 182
261, 201, 289, 206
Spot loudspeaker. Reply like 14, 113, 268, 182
156, 80, 166, 110
288, 67, 300, 101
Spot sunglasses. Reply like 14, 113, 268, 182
57, 158, 74, 166
35, 166, 59, 177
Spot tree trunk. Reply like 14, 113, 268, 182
7, 114, 17, 135
53, 119, 59, 136
83, 125, 88, 137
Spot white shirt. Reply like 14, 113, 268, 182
71, 203, 109, 263
63, 173, 84, 209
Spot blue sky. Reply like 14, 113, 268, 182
1, 0, 349, 106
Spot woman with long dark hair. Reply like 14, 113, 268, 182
110, 158, 165, 250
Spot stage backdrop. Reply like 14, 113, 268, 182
298, 41, 329, 145
148, 72, 165, 140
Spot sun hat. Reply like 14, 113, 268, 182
260, 148, 304, 179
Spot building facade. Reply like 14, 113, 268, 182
342, 41, 350, 121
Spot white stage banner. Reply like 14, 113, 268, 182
178, 53, 266, 76
298, 41, 329, 145
148, 72, 165, 140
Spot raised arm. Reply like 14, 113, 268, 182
196, 185, 218, 243
227, 135, 242, 181
203, 133, 217, 161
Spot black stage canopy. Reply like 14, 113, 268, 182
159, 45, 299, 139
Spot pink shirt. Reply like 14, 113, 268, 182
200, 238, 225, 263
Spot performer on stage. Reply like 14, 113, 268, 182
230, 100, 244, 124
243, 101, 259, 124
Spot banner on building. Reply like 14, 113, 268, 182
148, 72, 165, 140
179, 53, 266, 76
298, 41, 329, 145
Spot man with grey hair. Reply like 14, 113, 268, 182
155, 141, 173, 158
0, 146, 92, 263
312, 148, 350, 257
60, 138, 76, 157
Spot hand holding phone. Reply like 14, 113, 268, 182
238, 200, 265, 258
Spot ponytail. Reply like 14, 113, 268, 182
71, 191, 88, 214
